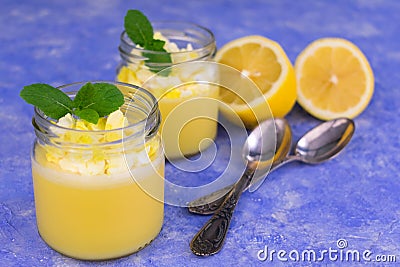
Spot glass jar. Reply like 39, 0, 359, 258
116, 22, 218, 159
31, 81, 164, 260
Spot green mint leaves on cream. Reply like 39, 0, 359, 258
124, 9, 172, 73
20, 82, 124, 124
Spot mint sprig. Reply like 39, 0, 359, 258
124, 9, 172, 74
20, 82, 124, 124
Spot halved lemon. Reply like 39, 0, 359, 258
295, 38, 374, 120
214, 35, 296, 128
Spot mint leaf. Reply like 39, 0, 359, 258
147, 39, 166, 51
74, 108, 99, 124
73, 82, 124, 117
124, 10, 153, 47
20, 83, 73, 119
73, 82, 98, 110
124, 9, 172, 74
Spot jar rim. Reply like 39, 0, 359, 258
120, 20, 216, 55
33, 80, 160, 140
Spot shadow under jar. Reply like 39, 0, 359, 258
116, 21, 218, 159
31, 81, 164, 260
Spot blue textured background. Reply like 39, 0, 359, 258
1, 0, 399, 266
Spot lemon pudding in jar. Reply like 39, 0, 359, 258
29, 82, 164, 260
117, 19, 218, 159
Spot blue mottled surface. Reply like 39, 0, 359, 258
1, 0, 400, 266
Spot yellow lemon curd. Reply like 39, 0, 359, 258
117, 32, 219, 158
32, 110, 164, 260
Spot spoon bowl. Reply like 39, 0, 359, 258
248, 118, 292, 190
294, 117, 355, 164
244, 118, 291, 172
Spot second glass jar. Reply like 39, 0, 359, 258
116, 21, 218, 159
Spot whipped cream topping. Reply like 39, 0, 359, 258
42, 110, 158, 176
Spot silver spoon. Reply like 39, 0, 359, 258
190, 118, 281, 256
189, 117, 355, 215
188, 118, 291, 214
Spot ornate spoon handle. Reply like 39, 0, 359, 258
188, 185, 232, 214
190, 163, 256, 256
